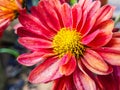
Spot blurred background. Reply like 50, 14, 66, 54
0, 0, 120, 90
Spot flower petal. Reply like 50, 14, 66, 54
97, 74, 119, 90
52, 78, 66, 90
79, 1, 100, 36
113, 66, 120, 89
106, 38, 120, 49
36, 0, 61, 31
73, 64, 96, 90
79, 14, 97, 37
77, 0, 99, 34
77, 9, 87, 32
72, 4, 82, 28
82, 49, 113, 75
17, 52, 45, 66
0, 19, 10, 37
45, 0, 64, 27
19, 11, 56, 39
113, 32, 120, 37
28, 56, 62, 83
53, 76, 77, 90
16, 27, 45, 38
96, 48, 120, 66
87, 20, 114, 48
94, 5, 114, 26
61, 3, 73, 28
78, 0, 92, 10
0, 19, 10, 30
59, 53, 76, 76
78, 0, 85, 7
82, 30, 100, 45
18, 37, 52, 51
87, 0, 101, 18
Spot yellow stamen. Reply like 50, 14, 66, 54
52, 28, 85, 58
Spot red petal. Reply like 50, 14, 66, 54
28, 56, 62, 83
106, 38, 120, 49
78, 0, 84, 7
79, 1, 101, 36
0, 19, 10, 30
82, 29, 100, 45
87, 20, 114, 48
59, 53, 76, 76
73, 65, 96, 90
53, 76, 77, 90
95, 19, 114, 33
83, 0, 92, 10
96, 48, 120, 66
61, 3, 73, 28
0, 19, 10, 37
17, 52, 44, 66
45, 0, 64, 28
113, 32, 120, 37
77, 1, 93, 31
87, 1, 101, 18
113, 66, 120, 89
16, 27, 46, 39
94, 5, 114, 26
97, 74, 119, 90
52, 78, 66, 90
82, 49, 113, 75
80, 14, 97, 37
77, 1, 94, 33
77, 9, 88, 32
78, 0, 92, 10
17, 51, 55, 66
19, 12, 56, 39
72, 4, 82, 28
18, 37, 52, 51
37, 0, 61, 31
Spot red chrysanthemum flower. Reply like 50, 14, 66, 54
0, 0, 23, 37
16, 0, 120, 89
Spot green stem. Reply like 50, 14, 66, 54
0, 48, 19, 58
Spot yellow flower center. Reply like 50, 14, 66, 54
52, 28, 85, 58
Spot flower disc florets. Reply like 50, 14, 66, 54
53, 28, 85, 58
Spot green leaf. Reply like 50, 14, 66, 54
70, 0, 77, 6
0, 48, 19, 58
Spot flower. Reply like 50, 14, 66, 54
0, 0, 23, 37
16, 0, 120, 89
